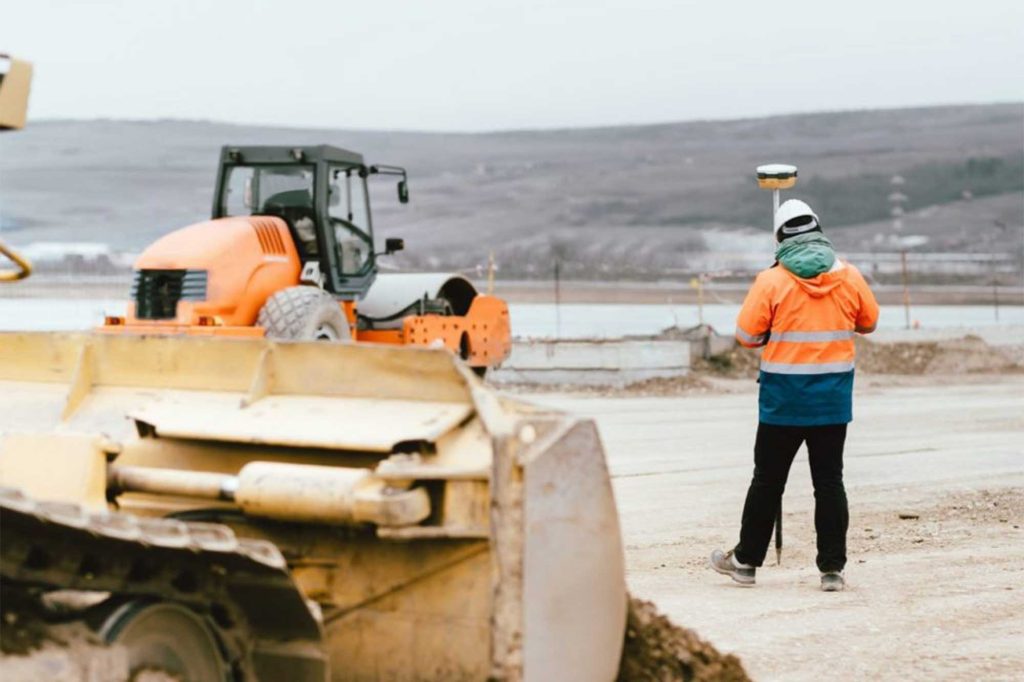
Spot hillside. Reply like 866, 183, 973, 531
0, 103, 1020, 278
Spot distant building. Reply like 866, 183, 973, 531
14, 242, 135, 273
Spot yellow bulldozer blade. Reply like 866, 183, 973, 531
0, 332, 626, 681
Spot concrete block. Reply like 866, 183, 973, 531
493, 339, 690, 386
708, 333, 736, 357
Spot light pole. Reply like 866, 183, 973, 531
894, 235, 928, 330
889, 175, 916, 329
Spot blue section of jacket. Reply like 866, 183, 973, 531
758, 370, 854, 426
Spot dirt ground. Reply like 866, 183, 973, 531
527, 372, 1024, 681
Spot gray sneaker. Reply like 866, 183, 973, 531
710, 549, 756, 586
821, 571, 845, 592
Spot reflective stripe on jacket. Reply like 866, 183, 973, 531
736, 261, 879, 426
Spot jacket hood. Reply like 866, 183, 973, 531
782, 263, 848, 297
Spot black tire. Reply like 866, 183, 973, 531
257, 286, 351, 341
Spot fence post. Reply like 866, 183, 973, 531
900, 250, 911, 330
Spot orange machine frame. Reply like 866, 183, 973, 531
98, 217, 511, 368
101, 295, 511, 369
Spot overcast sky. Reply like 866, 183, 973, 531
4, 0, 1022, 131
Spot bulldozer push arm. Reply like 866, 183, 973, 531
0, 239, 32, 281
0, 58, 34, 278
0, 54, 33, 131
0, 333, 626, 680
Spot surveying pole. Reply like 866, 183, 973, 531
756, 164, 799, 239
754, 163, 798, 565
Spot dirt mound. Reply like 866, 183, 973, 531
617, 597, 750, 682
616, 375, 714, 396
852, 336, 940, 374
496, 374, 713, 396
855, 335, 1022, 375
694, 335, 1022, 380
693, 346, 760, 379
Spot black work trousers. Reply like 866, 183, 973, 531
733, 422, 849, 572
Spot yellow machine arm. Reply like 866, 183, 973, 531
1, 55, 34, 280
0, 238, 32, 281
0, 54, 33, 131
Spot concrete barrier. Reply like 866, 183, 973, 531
686, 328, 737, 359
493, 338, 690, 386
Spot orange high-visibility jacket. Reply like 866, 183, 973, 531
736, 261, 879, 425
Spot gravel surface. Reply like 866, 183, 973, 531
528, 374, 1024, 681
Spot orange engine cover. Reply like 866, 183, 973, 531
126, 216, 301, 328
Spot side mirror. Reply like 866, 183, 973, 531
397, 180, 409, 204
385, 237, 405, 255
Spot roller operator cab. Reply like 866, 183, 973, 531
101, 145, 511, 372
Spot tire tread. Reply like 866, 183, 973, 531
257, 287, 348, 340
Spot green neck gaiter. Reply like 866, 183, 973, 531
776, 232, 836, 278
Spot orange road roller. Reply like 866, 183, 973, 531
99, 145, 511, 374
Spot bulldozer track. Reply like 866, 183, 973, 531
0, 486, 327, 680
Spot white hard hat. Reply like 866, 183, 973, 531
774, 199, 820, 239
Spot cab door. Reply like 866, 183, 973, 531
322, 164, 377, 298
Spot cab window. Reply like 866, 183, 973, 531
223, 165, 317, 257
223, 165, 314, 216
328, 166, 372, 275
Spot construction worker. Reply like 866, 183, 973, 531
710, 199, 879, 592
